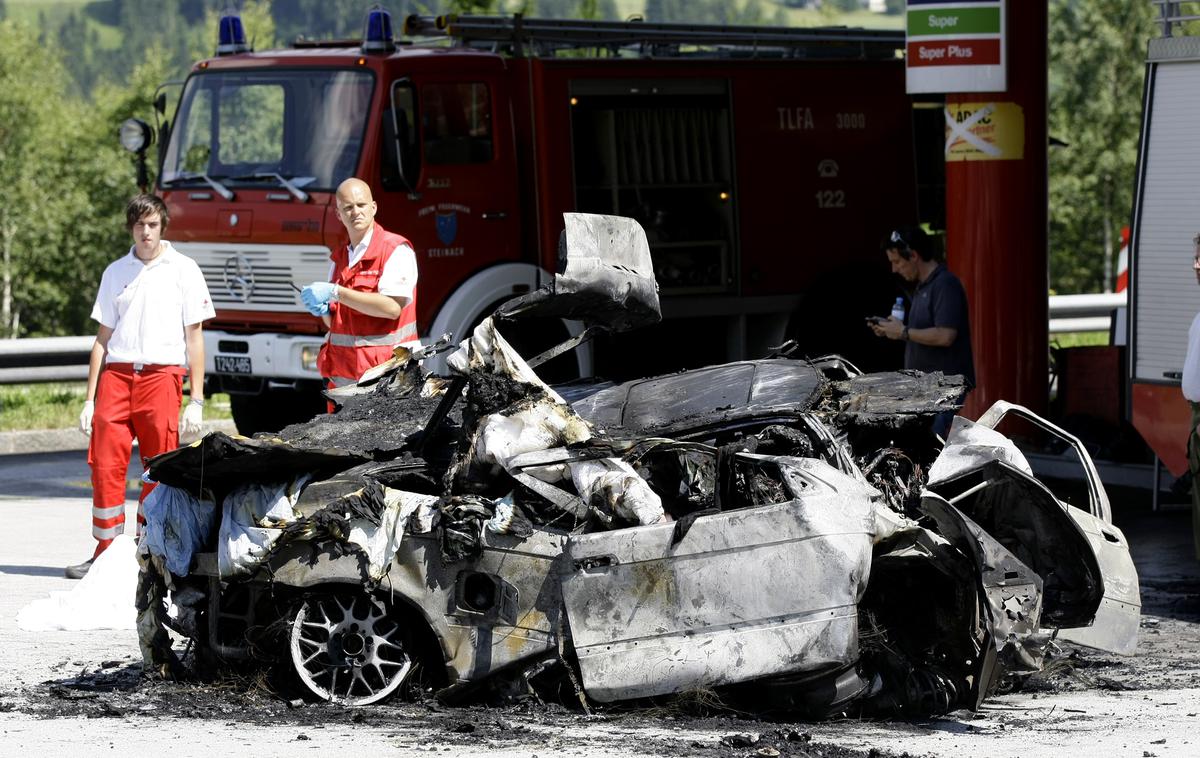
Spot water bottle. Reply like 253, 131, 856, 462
890, 297, 906, 323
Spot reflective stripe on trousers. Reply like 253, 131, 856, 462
87, 366, 181, 558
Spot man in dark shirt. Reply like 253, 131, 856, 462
870, 225, 974, 436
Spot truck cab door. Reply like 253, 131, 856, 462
379, 64, 521, 330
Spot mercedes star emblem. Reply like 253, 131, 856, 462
222, 254, 255, 303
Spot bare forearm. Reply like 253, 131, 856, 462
336, 286, 406, 319
85, 326, 112, 401
872, 319, 957, 347
85, 342, 105, 402
908, 326, 957, 347
185, 328, 205, 401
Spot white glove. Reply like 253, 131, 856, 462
181, 400, 204, 437
79, 400, 94, 436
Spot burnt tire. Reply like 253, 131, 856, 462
287, 592, 414, 705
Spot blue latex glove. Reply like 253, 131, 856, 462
301, 282, 337, 316
300, 290, 329, 316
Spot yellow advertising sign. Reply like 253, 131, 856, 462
944, 101, 1024, 161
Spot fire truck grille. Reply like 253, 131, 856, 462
172, 243, 332, 312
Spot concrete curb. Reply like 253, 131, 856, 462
0, 420, 240, 456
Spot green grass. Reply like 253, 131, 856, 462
0, 382, 232, 432
1050, 331, 1111, 349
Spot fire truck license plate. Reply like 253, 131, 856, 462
215, 356, 252, 374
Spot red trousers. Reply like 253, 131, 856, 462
87, 364, 184, 558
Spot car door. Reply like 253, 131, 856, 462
960, 401, 1140, 654
558, 457, 878, 702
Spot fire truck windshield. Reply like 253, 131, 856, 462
161, 68, 375, 192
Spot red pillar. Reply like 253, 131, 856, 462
944, 0, 1048, 418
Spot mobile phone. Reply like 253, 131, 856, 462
865, 316, 882, 325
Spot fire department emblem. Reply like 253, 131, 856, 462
435, 211, 458, 245
222, 254, 255, 303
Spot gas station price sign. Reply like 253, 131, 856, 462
905, 0, 1006, 94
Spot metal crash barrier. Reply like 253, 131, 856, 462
0, 293, 1126, 384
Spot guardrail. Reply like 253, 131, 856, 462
0, 293, 1129, 385
1151, 0, 1200, 37
0, 336, 92, 384
1048, 291, 1125, 334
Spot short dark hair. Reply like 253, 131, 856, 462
125, 194, 169, 233
883, 225, 936, 262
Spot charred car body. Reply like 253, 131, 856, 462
136, 214, 1139, 717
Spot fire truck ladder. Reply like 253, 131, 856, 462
402, 14, 904, 60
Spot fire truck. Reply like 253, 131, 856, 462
143, 9, 940, 433
1127, 6, 1200, 486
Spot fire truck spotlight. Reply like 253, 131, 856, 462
216, 12, 249, 56
119, 118, 152, 154
300, 345, 319, 371
362, 6, 396, 54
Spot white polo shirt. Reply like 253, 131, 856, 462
327, 227, 417, 300
1184, 312, 1200, 402
91, 241, 216, 366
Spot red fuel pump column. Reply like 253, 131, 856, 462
944, 1, 1048, 419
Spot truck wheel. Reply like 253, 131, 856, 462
230, 385, 325, 436
287, 592, 414, 705
229, 393, 271, 436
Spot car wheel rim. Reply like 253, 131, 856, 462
288, 593, 412, 705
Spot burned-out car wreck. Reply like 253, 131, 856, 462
135, 214, 1140, 718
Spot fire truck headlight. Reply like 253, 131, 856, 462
300, 345, 319, 371
119, 118, 152, 154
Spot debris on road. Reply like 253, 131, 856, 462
132, 214, 1140, 719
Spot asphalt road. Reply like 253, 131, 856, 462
1, 451, 1199, 757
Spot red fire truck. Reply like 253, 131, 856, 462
146, 10, 939, 433
1127, 8, 1200, 485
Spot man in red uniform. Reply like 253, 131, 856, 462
70, 194, 215, 578
302, 177, 419, 388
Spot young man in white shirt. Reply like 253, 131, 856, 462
69, 194, 215, 578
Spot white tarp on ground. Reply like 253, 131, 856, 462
16, 534, 138, 631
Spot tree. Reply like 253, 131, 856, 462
187, 0, 276, 64
1048, 0, 1154, 293
273, 0, 403, 42
644, 0, 783, 25
46, 50, 177, 337
0, 19, 172, 337
0, 20, 77, 337
450, 0, 501, 12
